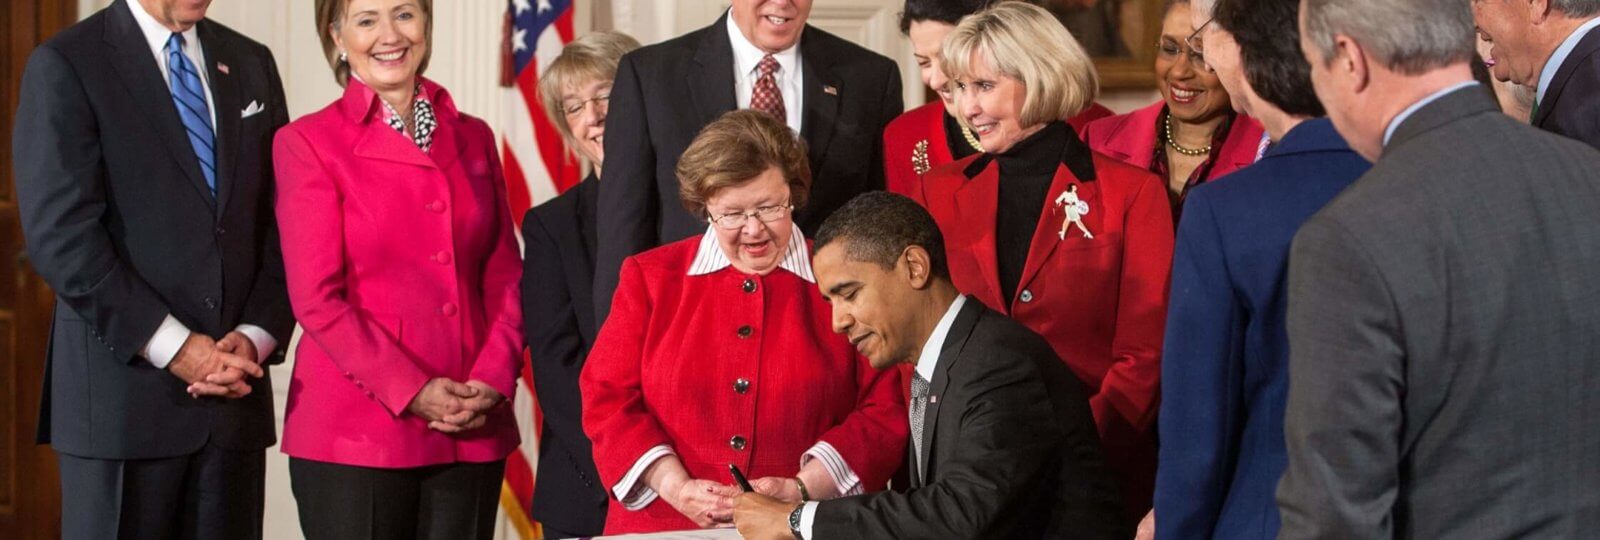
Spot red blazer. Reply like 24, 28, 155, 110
582, 237, 907, 534
1080, 101, 1264, 180
884, 101, 1115, 205
922, 139, 1173, 515
273, 79, 523, 468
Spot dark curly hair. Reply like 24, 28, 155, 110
814, 192, 949, 280
1216, 0, 1326, 117
899, 0, 1000, 34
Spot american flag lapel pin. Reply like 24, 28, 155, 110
929, 394, 938, 404
217, 62, 230, 75
823, 85, 838, 96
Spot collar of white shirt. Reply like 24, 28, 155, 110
914, 295, 968, 383
686, 224, 816, 283
725, 11, 801, 84
126, 0, 203, 70
1538, 16, 1600, 104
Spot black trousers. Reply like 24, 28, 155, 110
56, 443, 266, 540
289, 457, 505, 540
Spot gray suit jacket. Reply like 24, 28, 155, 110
1278, 86, 1600, 538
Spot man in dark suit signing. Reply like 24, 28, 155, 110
1473, 0, 1600, 148
733, 192, 1126, 540
1281, 0, 1600, 537
594, 0, 903, 324
13, 0, 293, 537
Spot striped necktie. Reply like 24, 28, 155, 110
166, 33, 216, 195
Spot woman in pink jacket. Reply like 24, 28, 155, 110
273, 1, 522, 538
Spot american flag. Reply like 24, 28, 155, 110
497, 0, 577, 538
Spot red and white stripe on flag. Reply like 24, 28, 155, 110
497, 0, 580, 538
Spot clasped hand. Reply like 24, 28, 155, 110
174, 332, 263, 399
408, 378, 504, 433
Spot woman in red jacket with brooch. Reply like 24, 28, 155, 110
581, 110, 907, 535
882, 0, 1113, 206
922, 2, 1175, 524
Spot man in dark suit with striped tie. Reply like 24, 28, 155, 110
12, 0, 292, 537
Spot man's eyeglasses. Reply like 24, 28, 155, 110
708, 202, 794, 230
1190, 15, 1209, 55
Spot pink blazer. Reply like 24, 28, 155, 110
273, 79, 523, 468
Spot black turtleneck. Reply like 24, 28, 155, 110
995, 121, 1070, 304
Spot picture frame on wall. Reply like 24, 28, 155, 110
1032, 0, 1164, 90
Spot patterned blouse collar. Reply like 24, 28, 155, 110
378, 83, 436, 153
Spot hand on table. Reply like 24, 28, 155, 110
662, 477, 740, 528
734, 492, 799, 540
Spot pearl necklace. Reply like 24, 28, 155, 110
1164, 112, 1212, 157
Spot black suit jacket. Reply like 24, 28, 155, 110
814, 299, 1127, 539
521, 176, 607, 534
13, 0, 292, 459
1534, 23, 1600, 149
593, 14, 903, 324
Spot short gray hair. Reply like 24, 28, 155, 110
1302, 0, 1474, 75
1553, 0, 1600, 17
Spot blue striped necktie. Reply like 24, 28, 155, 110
166, 33, 216, 195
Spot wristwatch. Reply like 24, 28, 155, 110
789, 504, 805, 540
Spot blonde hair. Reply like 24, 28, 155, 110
537, 32, 642, 151
940, 2, 1099, 128
677, 110, 812, 218
315, 0, 435, 87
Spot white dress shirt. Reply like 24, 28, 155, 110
126, 1, 274, 367
611, 226, 861, 510
726, 12, 804, 133
798, 295, 969, 538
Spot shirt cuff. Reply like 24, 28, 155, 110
801, 441, 862, 497
799, 501, 819, 539
612, 444, 675, 510
233, 324, 277, 362
141, 314, 191, 369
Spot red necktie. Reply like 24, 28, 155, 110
751, 54, 786, 121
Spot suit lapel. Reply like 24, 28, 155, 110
199, 20, 240, 219
918, 299, 984, 483
799, 30, 840, 167
952, 162, 1007, 313
1534, 25, 1600, 128
104, 0, 216, 212
689, 16, 738, 129
569, 179, 600, 342
1016, 165, 1097, 295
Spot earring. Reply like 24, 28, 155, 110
339, 51, 348, 62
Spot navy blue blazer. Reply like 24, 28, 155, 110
1534, 23, 1600, 151
1154, 119, 1368, 539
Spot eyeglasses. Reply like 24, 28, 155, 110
1190, 15, 1209, 57
708, 202, 794, 230
1157, 37, 1209, 73
562, 92, 610, 117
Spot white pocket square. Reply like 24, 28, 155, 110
241, 101, 265, 119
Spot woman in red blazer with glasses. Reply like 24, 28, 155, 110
581, 110, 906, 535
271, 1, 522, 537
922, 4, 1175, 523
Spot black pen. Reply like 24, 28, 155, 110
728, 463, 755, 493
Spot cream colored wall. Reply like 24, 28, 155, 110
71, 2, 1153, 538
